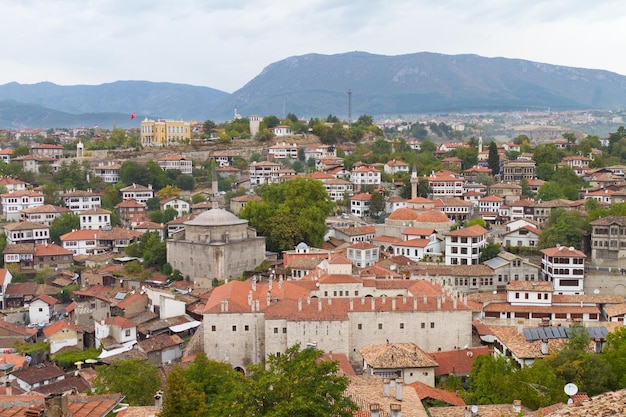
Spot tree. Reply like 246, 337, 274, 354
175, 174, 196, 191
93, 359, 161, 406
487, 142, 500, 176
239, 178, 335, 252
0, 233, 6, 267
538, 209, 585, 249
603, 326, 626, 389
160, 367, 208, 417
369, 192, 385, 219
156, 185, 181, 200
120, 161, 151, 186
202, 119, 217, 137
480, 242, 500, 262
221, 344, 358, 417
50, 213, 80, 244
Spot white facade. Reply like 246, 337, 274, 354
161, 197, 190, 218
268, 142, 299, 160
249, 161, 281, 185
92, 163, 121, 183
0, 191, 45, 221
541, 246, 586, 295
427, 172, 464, 197
4, 222, 50, 245
444, 225, 488, 266
79, 208, 112, 230
121, 184, 154, 204
350, 194, 371, 217
29, 297, 55, 325
157, 156, 193, 175
350, 167, 381, 188
61, 191, 102, 213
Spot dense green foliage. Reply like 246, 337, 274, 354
461, 326, 626, 409
93, 359, 161, 406
161, 347, 357, 417
239, 178, 335, 252
49, 212, 80, 244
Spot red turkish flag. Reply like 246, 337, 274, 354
130, 112, 136, 120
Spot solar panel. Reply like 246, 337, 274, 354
523, 326, 607, 341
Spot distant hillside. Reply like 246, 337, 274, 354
0, 80, 229, 128
4, 52, 626, 128
0, 100, 132, 129
209, 51, 626, 120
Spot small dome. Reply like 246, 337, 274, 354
184, 208, 247, 227
388, 208, 420, 221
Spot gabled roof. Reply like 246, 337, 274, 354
11, 363, 64, 384
429, 346, 489, 377
43, 320, 83, 337
541, 246, 586, 257
359, 342, 438, 368
445, 224, 488, 237
32, 294, 58, 306
102, 316, 137, 329
408, 381, 466, 406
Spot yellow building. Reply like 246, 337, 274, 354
140, 118, 191, 146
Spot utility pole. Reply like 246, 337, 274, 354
348, 89, 352, 128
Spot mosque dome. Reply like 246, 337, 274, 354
184, 208, 248, 227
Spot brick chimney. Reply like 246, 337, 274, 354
154, 390, 164, 409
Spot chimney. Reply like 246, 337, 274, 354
349, 298, 354, 310
154, 390, 164, 409
512, 399, 522, 413
395, 377, 403, 401
298, 298, 302, 312
318, 298, 322, 312
44, 393, 69, 417
413, 297, 417, 309
541, 339, 549, 355
4, 381, 11, 396
423, 294, 427, 304
437, 297, 441, 310
453, 296, 458, 309
369, 403, 381, 417
371, 297, 376, 311
383, 378, 391, 397
255, 300, 259, 311
392, 297, 396, 311
390, 403, 402, 417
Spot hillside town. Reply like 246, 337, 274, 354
0, 113, 626, 416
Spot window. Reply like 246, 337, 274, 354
378, 323, 383, 330
232, 325, 237, 331
244, 325, 249, 331
274, 327, 278, 334
430, 322, 435, 329
400, 323, 404, 329
358, 324, 362, 330
421, 322, 425, 329
125, 329, 131, 337
282, 327, 287, 334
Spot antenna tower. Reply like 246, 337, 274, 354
348, 89, 352, 128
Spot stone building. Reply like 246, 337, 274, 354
202, 275, 472, 373
167, 206, 266, 281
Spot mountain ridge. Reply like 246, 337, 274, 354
2, 51, 626, 128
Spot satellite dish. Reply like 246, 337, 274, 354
564, 383, 578, 396
471, 405, 478, 413
593, 289, 600, 295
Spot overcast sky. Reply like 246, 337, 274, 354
2, 0, 625, 93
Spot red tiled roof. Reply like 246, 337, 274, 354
34, 243, 73, 257
445, 224, 488, 237
540, 246, 586, 257
409, 381, 466, 406
43, 319, 83, 337
429, 346, 489, 376
388, 208, 420, 220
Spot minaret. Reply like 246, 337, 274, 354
212, 167, 219, 196
76, 140, 84, 158
410, 162, 418, 199
478, 136, 483, 154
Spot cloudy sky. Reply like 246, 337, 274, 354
2, 0, 625, 93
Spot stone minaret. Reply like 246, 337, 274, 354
478, 136, 483, 153
212, 167, 218, 196
410, 162, 418, 199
